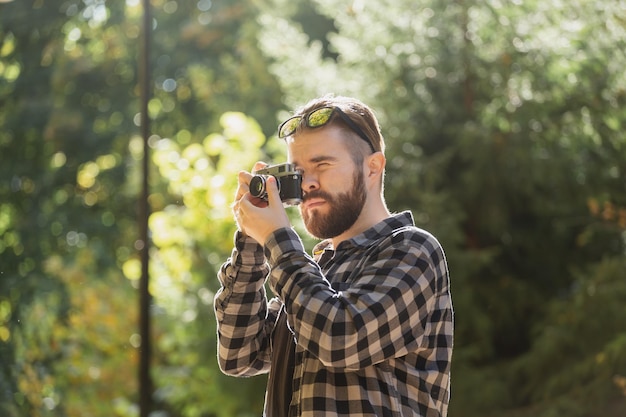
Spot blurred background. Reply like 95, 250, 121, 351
1, 0, 625, 416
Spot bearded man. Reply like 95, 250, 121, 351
215, 95, 453, 417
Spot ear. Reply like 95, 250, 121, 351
365, 152, 386, 182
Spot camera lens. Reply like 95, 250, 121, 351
249, 175, 267, 198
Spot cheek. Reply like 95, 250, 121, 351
319, 167, 354, 191
318, 168, 339, 182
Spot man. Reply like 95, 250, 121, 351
215, 95, 453, 417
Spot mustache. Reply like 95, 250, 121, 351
302, 190, 333, 202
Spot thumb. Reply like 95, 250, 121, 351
265, 176, 282, 207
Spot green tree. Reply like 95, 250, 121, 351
1, 0, 286, 415
1, 0, 143, 415
256, 0, 626, 415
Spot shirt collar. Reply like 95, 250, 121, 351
312, 211, 415, 255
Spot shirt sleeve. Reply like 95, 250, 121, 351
264, 226, 451, 371
214, 231, 281, 376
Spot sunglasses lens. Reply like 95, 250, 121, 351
307, 107, 334, 128
279, 116, 302, 138
278, 106, 375, 152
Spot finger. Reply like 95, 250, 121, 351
265, 176, 283, 207
230, 201, 237, 214
252, 161, 269, 172
235, 171, 253, 200
231, 201, 245, 232
238, 194, 253, 211
238, 170, 252, 187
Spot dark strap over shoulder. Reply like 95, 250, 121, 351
265, 307, 296, 417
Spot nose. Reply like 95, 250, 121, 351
300, 172, 319, 194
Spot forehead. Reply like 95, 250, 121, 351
287, 125, 354, 164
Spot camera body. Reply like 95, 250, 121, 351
249, 163, 302, 206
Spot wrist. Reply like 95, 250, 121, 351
263, 227, 305, 264
233, 230, 266, 267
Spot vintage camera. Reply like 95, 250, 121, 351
249, 163, 302, 206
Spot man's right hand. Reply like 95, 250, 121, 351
231, 161, 269, 235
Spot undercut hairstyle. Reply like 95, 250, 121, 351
291, 94, 386, 161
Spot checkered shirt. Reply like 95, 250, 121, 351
215, 211, 453, 416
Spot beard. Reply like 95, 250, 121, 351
300, 167, 367, 240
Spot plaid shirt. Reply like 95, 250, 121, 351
215, 211, 453, 416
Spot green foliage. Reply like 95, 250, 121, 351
509, 257, 626, 414
1, 0, 145, 414
1, 0, 285, 416
147, 112, 282, 417
1, 0, 625, 416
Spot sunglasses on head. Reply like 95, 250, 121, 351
278, 106, 376, 153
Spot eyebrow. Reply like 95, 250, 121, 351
308, 155, 339, 164
291, 154, 339, 168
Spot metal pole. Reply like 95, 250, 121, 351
139, 0, 153, 415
